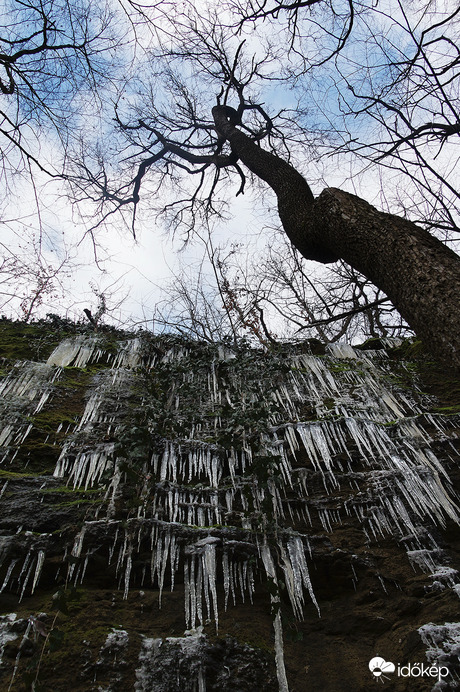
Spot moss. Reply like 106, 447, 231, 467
0, 468, 47, 479
51, 498, 100, 509
0, 319, 76, 361
389, 339, 426, 360
55, 367, 92, 388
431, 405, 460, 415
42, 485, 104, 511
41, 485, 101, 495
0, 316, 137, 365
16, 440, 60, 459
329, 362, 355, 372
366, 337, 460, 412
230, 634, 273, 654
355, 337, 387, 351
415, 360, 460, 413
30, 410, 79, 432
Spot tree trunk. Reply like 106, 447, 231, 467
212, 106, 460, 368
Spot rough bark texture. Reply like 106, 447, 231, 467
312, 188, 460, 369
212, 106, 460, 368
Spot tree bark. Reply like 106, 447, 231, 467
212, 106, 460, 369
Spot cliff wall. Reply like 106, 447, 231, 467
0, 321, 459, 691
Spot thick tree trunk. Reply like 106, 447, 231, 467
212, 106, 460, 368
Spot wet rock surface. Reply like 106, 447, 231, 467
0, 321, 459, 690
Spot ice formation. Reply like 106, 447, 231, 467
1, 332, 460, 689
0, 614, 18, 666
418, 621, 460, 688
135, 630, 208, 692
96, 627, 130, 690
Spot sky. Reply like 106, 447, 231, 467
1, 0, 458, 335
0, 0, 281, 329
0, 160, 266, 330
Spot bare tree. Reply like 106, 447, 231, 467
65, 3, 460, 365
0, 0, 121, 184
151, 264, 237, 343
0, 223, 74, 320
0, 0, 128, 319
229, 1, 459, 237
211, 102, 460, 365
147, 233, 256, 344
218, 236, 402, 343
3, 1, 457, 362
320, 2, 460, 239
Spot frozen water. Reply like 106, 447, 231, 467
0, 614, 18, 666
418, 621, 460, 678
3, 332, 460, 691
135, 630, 208, 692
326, 342, 358, 359
47, 335, 103, 368
261, 541, 290, 692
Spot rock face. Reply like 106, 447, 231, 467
0, 320, 459, 691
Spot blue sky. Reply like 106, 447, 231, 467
1, 0, 458, 332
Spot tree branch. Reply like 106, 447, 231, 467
296, 298, 391, 330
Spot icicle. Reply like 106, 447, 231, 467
431, 566, 458, 587
196, 558, 204, 627
0, 424, 14, 447
203, 542, 219, 633
46, 335, 101, 368
170, 533, 177, 593
111, 338, 142, 369
97, 627, 129, 666
7, 618, 32, 691
0, 559, 18, 593
327, 342, 358, 359
260, 541, 290, 692
0, 480, 8, 500
184, 561, 190, 629
67, 526, 86, 582
109, 526, 120, 565
117, 533, 130, 578
238, 562, 245, 603
158, 533, 170, 607
272, 610, 289, 692
123, 555, 132, 600
80, 555, 89, 584
19, 560, 34, 602
60, 444, 115, 489
229, 560, 236, 607
0, 614, 18, 666
16, 550, 32, 591
189, 557, 197, 629
105, 462, 122, 519
31, 550, 45, 594
223, 551, 230, 611
282, 537, 320, 618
